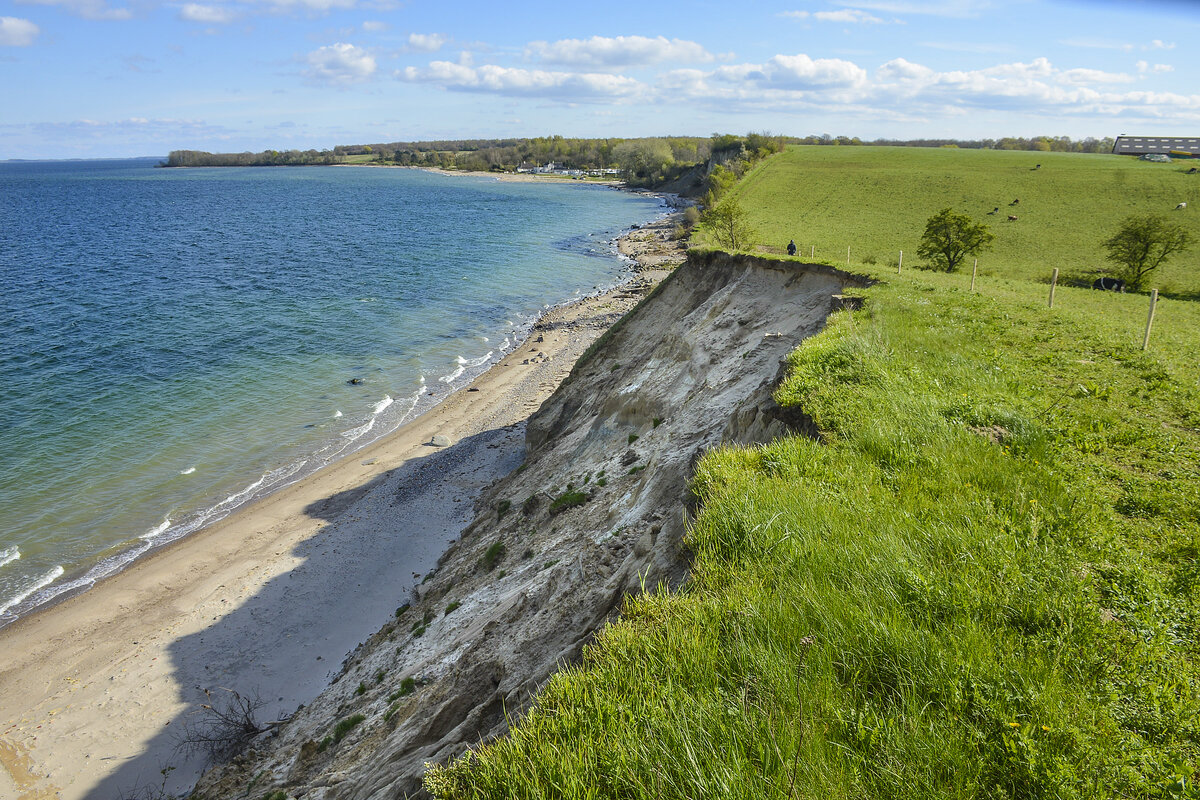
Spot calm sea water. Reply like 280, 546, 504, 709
0, 159, 666, 625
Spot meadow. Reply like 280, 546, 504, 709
425, 151, 1200, 798
734, 146, 1200, 295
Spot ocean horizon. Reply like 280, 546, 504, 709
0, 159, 667, 626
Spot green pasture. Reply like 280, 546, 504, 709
731, 146, 1200, 295
428, 264, 1200, 799
425, 152, 1200, 799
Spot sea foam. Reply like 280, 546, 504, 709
0, 547, 19, 569
0, 565, 65, 617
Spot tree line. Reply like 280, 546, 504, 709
163, 133, 1118, 173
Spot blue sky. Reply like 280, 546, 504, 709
1, 0, 1197, 159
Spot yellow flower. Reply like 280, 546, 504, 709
1009, 722, 1020, 728
1041, 726, 1050, 732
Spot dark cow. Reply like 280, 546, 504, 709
1093, 277, 1125, 292
1007, 215, 1018, 221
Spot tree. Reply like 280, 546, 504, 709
1102, 214, 1193, 291
703, 198, 756, 251
917, 208, 995, 272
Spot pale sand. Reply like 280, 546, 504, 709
0, 216, 684, 800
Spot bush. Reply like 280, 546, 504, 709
549, 490, 588, 515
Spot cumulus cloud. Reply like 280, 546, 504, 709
305, 42, 376, 84
406, 32, 446, 52
0, 16, 39, 45
179, 3, 236, 23
1148, 39, 1174, 50
655, 51, 1199, 126
525, 35, 712, 68
361, 20, 387, 32
1057, 67, 1134, 86
399, 61, 642, 100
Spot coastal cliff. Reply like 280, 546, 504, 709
191, 251, 867, 799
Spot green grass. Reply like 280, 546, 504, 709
716, 146, 1200, 295
426, 261, 1200, 797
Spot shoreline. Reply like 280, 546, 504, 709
0, 187, 667, 630
0, 213, 685, 799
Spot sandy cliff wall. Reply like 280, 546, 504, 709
192, 251, 867, 800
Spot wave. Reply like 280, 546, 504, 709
180, 466, 196, 475
0, 547, 19, 569
0, 565, 65, 617
139, 518, 171, 541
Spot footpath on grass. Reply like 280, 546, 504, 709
428, 259, 1200, 797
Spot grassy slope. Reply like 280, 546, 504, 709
425, 156, 1200, 800
732, 146, 1200, 294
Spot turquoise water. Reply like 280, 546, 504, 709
0, 159, 665, 624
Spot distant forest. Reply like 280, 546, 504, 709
163, 133, 1119, 181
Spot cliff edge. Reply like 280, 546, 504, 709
191, 251, 867, 799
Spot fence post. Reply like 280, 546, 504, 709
971, 259, 978, 292
810, 245, 814, 259
1143, 289, 1159, 351
1048, 268, 1059, 308
847, 245, 851, 266
898, 250, 903, 274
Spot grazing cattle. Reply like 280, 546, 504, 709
1093, 277, 1125, 292
1007, 215, 1018, 221
1176, 202, 1187, 210
987, 207, 998, 215
1009, 198, 1020, 205
1188, 167, 1198, 174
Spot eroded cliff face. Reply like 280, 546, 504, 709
191, 252, 866, 800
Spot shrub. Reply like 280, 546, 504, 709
332, 714, 365, 744
549, 490, 588, 515
482, 539, 506, 570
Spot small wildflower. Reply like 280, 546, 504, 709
1041, 725, 1050, 732
1009, 722, 1020, 728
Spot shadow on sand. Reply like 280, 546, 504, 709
87, 424, 524, 799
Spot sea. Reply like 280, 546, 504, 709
0, 158, 668, 627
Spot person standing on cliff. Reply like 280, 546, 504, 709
787, 239, 797, 256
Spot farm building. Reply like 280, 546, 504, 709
1112, 135, 1200, 157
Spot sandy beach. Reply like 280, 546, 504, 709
0, 214, 685, 800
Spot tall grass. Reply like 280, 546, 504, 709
426, 260, 1200, 798
721, 146, 1200, 295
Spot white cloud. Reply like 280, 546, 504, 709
1149, 39, 1174, 50
824, 0, 989, 17
361, 19, 387, 32
524, 35, 713, 68
179, 3, 236, 23
21, 0, 132, 20
782, 8, 887, 22
406, 32, 446, 52
1136, 60, 1174, 75
1057, 68, 1134, 86
399, 61, 642, 100
0, 16, 39, 45
817, 9, 886, 22
305, 42, 376, 85
261, 0, 356, 11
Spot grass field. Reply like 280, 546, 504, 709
425, 153, 1200, 799
728, 146, 1200, 295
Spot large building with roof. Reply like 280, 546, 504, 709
1112, 135, 1200, 157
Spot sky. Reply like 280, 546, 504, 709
1, 0, 1198, 159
